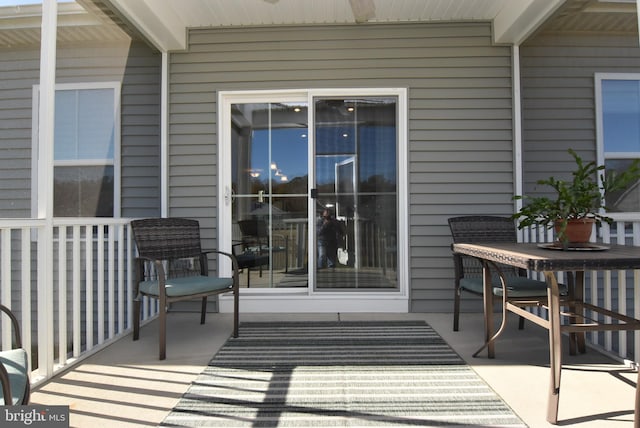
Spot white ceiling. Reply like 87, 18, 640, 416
102, 0, 567, 51
1, 0, 636, 52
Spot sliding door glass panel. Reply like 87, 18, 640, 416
231, 102, 309, 288
314, 97, 398, 290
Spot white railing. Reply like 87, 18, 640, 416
520, 217, 640, 366
0, 218, 158, 387
2, 217, 640, 386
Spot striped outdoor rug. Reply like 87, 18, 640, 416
161, 321, 526, 427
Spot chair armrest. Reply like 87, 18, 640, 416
133, 255, 168, 299
201, 250, 240, 282
0, 361, 12, 405
0, 305, 22, 348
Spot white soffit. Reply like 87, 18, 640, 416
493, 0, 566, 45
103, 0, 569, 52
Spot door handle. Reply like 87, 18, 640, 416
224, 186, 231, 206
258, 190, 264, 203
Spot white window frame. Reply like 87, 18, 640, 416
32, 82, 122, 218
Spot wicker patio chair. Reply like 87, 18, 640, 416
131, 218, 239, 360
233, 219, 288, 287
0, 304, 30, 405
448, 216, 566, 333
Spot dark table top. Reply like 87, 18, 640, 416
452, 242, 640, 272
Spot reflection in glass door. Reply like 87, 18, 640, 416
231, 102, 309, 288
314, 97, 398, 290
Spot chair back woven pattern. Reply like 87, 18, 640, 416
448, 216, 517, 244
131, 218, 202, 260
448, 216, 520, 277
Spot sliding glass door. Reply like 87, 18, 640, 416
220, 90, 403, 299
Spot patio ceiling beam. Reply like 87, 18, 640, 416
103, 0, 186, 52
493, 0, 566, 45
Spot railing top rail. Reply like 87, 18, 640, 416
0, 219, 46, 228
0, 218, 133, 228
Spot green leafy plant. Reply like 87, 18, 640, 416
513, 149, 640, 241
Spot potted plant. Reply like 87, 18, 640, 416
513, 149, 640, 247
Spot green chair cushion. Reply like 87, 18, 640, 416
460, 276, 567, 297
140, 275, 234, 297
0, 348, 29, 405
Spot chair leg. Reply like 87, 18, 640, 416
133, 298, 141, 341
159, 303, 167, 360
233, 288, 239, 338
200, 297, 207, 324
518, 315, 525, 330
453, 286, 461, 331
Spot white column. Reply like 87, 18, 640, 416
512, 45, 523, 211
161, 52, 168, 217
36, 0, 57, 379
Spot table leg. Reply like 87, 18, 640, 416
483, 262, 495, 358
473, 260, 510, 359
573, 271, 586, 353
545, 271, 562, 424
566, 272, 577, 356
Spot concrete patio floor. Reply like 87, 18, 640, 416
29, 311, 638, 427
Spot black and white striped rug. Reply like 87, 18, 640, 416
161, 321, 526, 427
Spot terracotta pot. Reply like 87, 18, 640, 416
554, 218, 595, 243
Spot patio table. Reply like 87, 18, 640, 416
452, 242, 640, 425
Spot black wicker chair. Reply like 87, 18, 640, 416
131, 218, 239, 360
233, 219, 288, 287
0, 304, 30, 405
448, 216, 566, 333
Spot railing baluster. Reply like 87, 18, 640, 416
85, 225, 94, 350
58, 225, 68, 366
118, 224, 125, 334
1, 228, 11, 351
97, 224, 105, 344
108, 224, 115, 339
73, 225, 81, 358
127, 225, 133, 330
21, 227, 32, 370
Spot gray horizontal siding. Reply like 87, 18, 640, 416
168, 22, 515, 313
0, 41, 161, 219
520, 32, 640, 198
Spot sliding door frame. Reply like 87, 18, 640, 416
218, 88, 409, 312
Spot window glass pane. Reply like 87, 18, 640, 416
54, 166, 114, 217
602, 80, 640, 153
54, 88, 115, 160
54, 91, 79, 160
604, 159, 640, 213
78, 89, 115, 159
